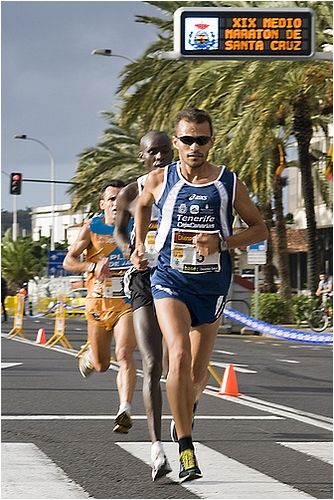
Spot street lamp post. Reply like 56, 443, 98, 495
14, 134, 56, 251
91, 48, 135, 63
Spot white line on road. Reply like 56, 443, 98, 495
117, 442, 313, 499
3, 334, 330, 431
1, 443, 89, 499
240, 395, 333, 424
214, 349, 236, 355
278, 442, 333, 465
276, 359, 300, 364
209, 361, 257, 373
203, 389, 333, 432
1, 363, 22, 369
1, 414, 283, 421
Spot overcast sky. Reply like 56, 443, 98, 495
1, 1, 163, 211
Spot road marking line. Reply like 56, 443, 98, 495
1, 443, 89, 499
203, 389, 333, 431
3, 334, 330, 430
116, 442, 313, 499
1, 415, 283, 421
276, 359, 300, 364
1, 363, 22, 370
240, 395, 333, 424
209, 361, 257, 373
278, 442, 333, 465
214, 349, 236, 355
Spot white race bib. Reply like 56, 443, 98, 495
103, 276, 125, 298
145, 220, 158, 267
170, 229, 221, 274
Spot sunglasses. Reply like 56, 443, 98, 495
177, 135, 212, 146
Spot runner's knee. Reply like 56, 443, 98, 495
143, 354, 162, 380
94, 359, 110, 372
168, 347, 191, 374
116, 345, 134, 366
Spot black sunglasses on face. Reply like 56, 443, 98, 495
177, 135, 212, 146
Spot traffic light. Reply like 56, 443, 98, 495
10, 172, 22, 195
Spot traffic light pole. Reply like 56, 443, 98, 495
12, 194, 18, 242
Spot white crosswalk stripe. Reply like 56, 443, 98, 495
1, 443, 89, 499
278, 442, 333, 465
116, 442, 314, 499
2, 440, 331, 499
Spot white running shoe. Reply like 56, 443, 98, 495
78, 350, 94, 378
151, 442, 172, 481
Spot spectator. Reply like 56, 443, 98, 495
1, 276, 8, 322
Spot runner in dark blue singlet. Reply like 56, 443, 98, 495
132, 108, 268, 482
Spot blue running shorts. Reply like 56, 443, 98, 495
152, 284, 226, 327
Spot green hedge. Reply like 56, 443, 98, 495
250, 293, 318, 325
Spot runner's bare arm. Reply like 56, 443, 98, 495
132, 169, 163, 270
114, 182, 138, 257
227, 179, 268, 249
63, 223, 92, 273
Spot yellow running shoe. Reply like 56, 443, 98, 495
179, 448, 202, 482
113, 410, 133, 434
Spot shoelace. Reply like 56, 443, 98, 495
180, 449, 196, 469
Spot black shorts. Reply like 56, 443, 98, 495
129, 268, 154, 312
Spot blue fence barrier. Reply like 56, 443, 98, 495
224, 307, 333, 345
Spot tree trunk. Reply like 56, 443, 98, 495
273, 173, 292, 302
293, 95, 318, 295
261, 202, 277, 293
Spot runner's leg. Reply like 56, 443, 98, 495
190, 319, 221, 400
113, 312, 137, 407
87, 320, 111, 372
154, 297, 193, 439
133, 305, 163, 443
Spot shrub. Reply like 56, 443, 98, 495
291, 294, 319, 325
250, 293, 287, 324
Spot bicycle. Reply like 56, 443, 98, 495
307, 299, 333, 332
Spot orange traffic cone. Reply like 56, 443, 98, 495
36, 328, 46, 345
219, 363, 240, 396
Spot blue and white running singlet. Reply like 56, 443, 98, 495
151, 161, 237, 297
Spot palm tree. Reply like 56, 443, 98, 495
1, 231, 48, 289
118, 1, 332, 294
71, 0, 332, 294
68, 113, 145, 212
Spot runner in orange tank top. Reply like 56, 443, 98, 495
63, 180, 136, 433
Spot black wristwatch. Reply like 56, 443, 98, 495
87, 262, 97, 274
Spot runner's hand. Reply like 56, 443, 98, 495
95, 257, 110, 279
131, 243, 149, 271
193, 233, 220, 257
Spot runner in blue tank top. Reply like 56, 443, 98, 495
132, 108, 268, 482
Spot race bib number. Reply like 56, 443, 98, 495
170, 229, 221, 273
103, 276, 125, 298
145, 220, 158, 267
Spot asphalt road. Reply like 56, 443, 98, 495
1, 316, 333, 499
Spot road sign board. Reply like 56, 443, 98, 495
173, 7, 315, 60
47, 250, 68, 276
247, 240, 267, 265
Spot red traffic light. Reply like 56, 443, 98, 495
10, 172, 22, 195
